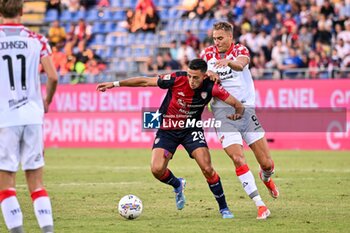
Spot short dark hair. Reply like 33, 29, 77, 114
188, 59, 207, 73
0, 0, 23, 18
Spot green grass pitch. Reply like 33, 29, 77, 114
1, 149, 349, 233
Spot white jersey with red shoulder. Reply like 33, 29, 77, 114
0, 24, 51, 127
200, 43, 255, 107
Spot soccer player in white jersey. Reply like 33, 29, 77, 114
0, 1, 58, 232
200, 21, 279, 220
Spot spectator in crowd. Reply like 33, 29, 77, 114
182, 0, 215, 19
84, 49, 106, 75
202, 29, 213, 48
132, 0, 156, 32
298, 25, 313, 51
135, 0, 155, 13
177, 41, 197, 63
314, 20, 332, 45
155, 54, 166, 71
74, 40, 88, 64
48, 20, 66, 48
62, 0, 81, 12
337, 19, 350, 44
169, 40, 178, 61
85, 58, 104, 75
46, 0, 61, 16
80, 0, 97, 10
61, 42, 75, 75
180, 0, 199, 17
51, 45, 67, 76
308, 50, 320, 79
74, 19, 92, 43
185, 30, 200, 50
121, 9, 135, 32
334, 0, 350, 21
163, 52, 181, 70
141, 6, 159, 33
320, 0, 335, 18
278, 47, 304, 79
329, 48, 343, 78
65, 22, 76, 43
335, 38, 350, 60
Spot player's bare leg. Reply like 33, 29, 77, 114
249, 138, 279, 199
151, 148, 186, 210
192, 147, 233, 219
25, 168, 54, 233
0, 171, 25, 233
224, 144, 270, 219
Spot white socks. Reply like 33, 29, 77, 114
236, 164, 265, 207
0, 189, 24, 230
31, 189, 54, 232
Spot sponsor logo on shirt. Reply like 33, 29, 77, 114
177, 92, 185, 96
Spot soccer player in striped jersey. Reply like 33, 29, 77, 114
201, 21, 279, 220
0, 1, 58, 232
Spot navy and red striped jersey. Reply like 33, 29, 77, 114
157, 71, 230, 130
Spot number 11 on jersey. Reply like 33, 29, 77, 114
2, 54, 26, 90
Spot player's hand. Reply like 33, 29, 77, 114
215, 59, 231, 68
43, 99, 49, 113
226, 113, 242, 121
96, 82, 114, 92
226, 107, 245, 120
206, 70, 220, 84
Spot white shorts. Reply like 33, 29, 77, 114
0, 125, 45, 172
213, 107, 265, 148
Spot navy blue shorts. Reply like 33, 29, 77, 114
152, 128, 208, 157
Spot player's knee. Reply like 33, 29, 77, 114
230, 153, 245, 167
201, 166, 214, 178
260, 159, 274, 171
150, 165, 165, 179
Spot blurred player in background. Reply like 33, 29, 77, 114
0, 0, 58, 232
97, 59, 245, 219
201, 21, 279, 220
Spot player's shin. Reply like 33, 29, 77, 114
31, 189, 54, 233
236, 164, 265, 207
158, 169, 181, 189
207, 172, 228, 210
0, 189, 24, 232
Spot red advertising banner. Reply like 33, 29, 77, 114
43, 80, 350, 150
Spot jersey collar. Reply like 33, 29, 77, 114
214, 43, 234, 58
225, 43, 234, 56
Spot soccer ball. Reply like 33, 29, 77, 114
118, 194, 143, 220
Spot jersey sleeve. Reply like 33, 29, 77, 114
157, 72, 176, 89
200, 49, 207, 61
38, 34, 52, 58
212, 83, 230, 101
234, 44, 250, 58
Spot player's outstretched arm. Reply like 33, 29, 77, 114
223, 95, 245, 120
215, 56, 249, 71
96, 77, 158, 92
41, 56, 58, 113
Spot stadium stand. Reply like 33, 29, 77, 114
33, 0, 350, 83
